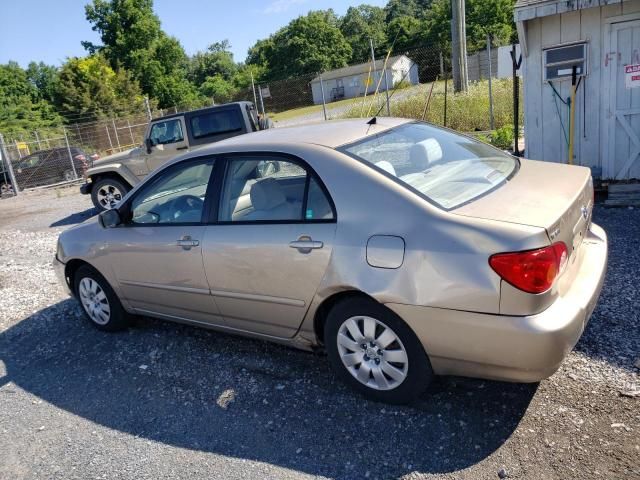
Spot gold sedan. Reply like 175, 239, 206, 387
54, 118, 607, 404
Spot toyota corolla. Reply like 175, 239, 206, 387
54, 118, 607, 404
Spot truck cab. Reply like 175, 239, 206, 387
81, 101, 268, 210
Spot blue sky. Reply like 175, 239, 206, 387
0, 0, 387, 68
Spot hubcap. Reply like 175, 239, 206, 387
337, 316, 409, 391
97, 184, 123, 209
78, 277, 111, 325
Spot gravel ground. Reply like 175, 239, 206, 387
0, 186, 638, 480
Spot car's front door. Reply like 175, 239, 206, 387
106, 157, 223, 326
145, 117, 189, 173
202, 154, 337, 338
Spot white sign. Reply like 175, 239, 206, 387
260, 86, 271, 98
625, 64, 640, 89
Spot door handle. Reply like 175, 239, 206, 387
176, 235, 199, 250
289, 236, 323, 253
176, 146, 188, 151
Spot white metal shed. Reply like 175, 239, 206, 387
310, 55, 419, 105
515, 0, 640, 179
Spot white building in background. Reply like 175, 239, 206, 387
310, 55, 419, 105
515, 0, 640, 179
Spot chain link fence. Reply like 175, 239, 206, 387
0, 43, 523, 196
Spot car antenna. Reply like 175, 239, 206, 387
365, 116, 376, 134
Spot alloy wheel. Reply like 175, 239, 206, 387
78, 277, 111, 325
97, 184, 123, 209
337, 315, 409, 390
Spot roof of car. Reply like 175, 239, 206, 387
154, 101, 253, 122
214, 117, 412, 149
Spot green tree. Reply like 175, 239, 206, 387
423, 0, 451, 52
188, 40, 238, 86
53, 55, 144, 121
200, 76, 237, 103
247, 10, 352, 79
467, 0, 516, 50
26, 62, 59, 104
83, 0, 162, 71
340, 5, 387, 62
386, 15, 424, 51
84, 0, 198, 108
0, 62, 62, 138
384, 0, 432, 23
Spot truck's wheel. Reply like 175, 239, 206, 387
91, 177, 130, 211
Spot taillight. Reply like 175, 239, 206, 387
489, 242, 568, 294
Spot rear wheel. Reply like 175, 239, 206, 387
324, 297, 433, 404
74, 265, 130, 332
91, 177, 130, 211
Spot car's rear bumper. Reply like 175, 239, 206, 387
387, 222, 608, 383
80, 182, 92, 195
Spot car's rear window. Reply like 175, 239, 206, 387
338, 122, 519, 210
190, 110, 244, 139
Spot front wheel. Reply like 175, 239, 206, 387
74, 265, 130, 332
324, 297, 433, 404
91, 177, 130, 211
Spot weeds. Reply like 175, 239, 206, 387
342, 78, 524, 133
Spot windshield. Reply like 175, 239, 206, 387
339, 122, 518, 210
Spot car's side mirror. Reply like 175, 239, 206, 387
99, 209, 121, 228
145, 137, 153, 154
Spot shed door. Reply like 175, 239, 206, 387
607, 20, 640, 179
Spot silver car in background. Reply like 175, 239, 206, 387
54, 118, 607, 404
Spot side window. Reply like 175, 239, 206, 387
306, 177, 334, 220
149, 119, 184, 146
219, 156, 335, 222
190, 110, 243, 139
129, 159, 213, 225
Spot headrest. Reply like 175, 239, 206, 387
409, 138, 443, 170
250, 178, 286, 211
375, 160, 396, 176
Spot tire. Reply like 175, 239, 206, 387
74, 265, 130, 332
91, 177, 130, 211
324, 297, 433, 404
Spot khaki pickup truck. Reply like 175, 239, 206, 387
81, 101, 270, 210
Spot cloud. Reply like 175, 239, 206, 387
262, 0, 307, 14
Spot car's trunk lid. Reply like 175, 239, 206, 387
453, 159, 593, 257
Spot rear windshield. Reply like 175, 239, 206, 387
339, 122, 518, 210
190, 109, 244, 139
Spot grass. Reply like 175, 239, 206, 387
269, 78, 524, 134
269, 96, 362, 122
344, 78, 523, 132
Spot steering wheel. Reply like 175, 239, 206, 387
168, 195, 204, 221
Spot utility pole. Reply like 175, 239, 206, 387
258, 85, 266, 118
319, 75, 328, 121
250, 71, 258, 108
451, 0, 468, 92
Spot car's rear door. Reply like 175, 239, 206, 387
201, 153, 337, 338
